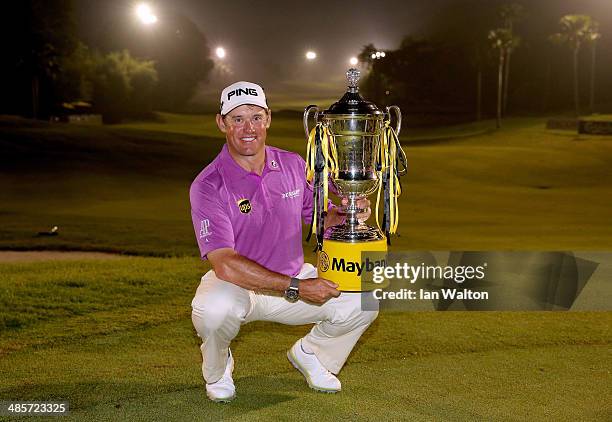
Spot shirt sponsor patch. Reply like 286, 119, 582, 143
199, 219, 211, 241
236, 198, 252, 214
281, 188, 300, 199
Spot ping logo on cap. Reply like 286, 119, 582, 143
227, 88, 258, 100
236, 198, 252, 214
220, 81, 267, 115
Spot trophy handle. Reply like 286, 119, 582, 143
386, 105, 407, 176
303, 105, 320, 139
386, 105, 402, 136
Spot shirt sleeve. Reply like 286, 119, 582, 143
190, 180, 235, 260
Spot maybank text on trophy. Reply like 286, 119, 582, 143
304, 69, 408, 292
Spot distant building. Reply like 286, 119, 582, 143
50, 102, 102, 125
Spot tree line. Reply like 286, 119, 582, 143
360, 2, 607, 127
1, 1, 213, 123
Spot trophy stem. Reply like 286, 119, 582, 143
326, 192, 383, 242
344, 193, 364, 227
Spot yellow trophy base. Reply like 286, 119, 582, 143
317, 238, 387, 292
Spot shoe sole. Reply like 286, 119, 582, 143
287, 348, 340, 393
208, 394, 235, 403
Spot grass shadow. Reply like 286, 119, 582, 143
0, 379, 298, 420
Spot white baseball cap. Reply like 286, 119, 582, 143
219, 81, 268, 115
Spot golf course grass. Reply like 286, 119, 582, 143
1, 113, 611, 420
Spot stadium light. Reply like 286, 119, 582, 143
349, 57, 358, 66
216, 47, 226, 59
306, 51, 317, 60
371, 51, 386, 60
135, 3, 157, 25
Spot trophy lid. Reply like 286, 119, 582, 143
324, 68, 383, 116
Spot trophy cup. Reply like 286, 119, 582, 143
304, 68, 407, 291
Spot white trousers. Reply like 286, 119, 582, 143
191, 263, 379, 383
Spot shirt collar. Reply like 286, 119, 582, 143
265, 147, 282, 173
219, 144, 282, 183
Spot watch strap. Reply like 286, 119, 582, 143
289, 277, 300, 290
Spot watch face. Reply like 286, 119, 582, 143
286, 288, 299, 302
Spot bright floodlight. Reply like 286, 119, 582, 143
136, 3, 157, 25
371, 53, 376, 59
380, 51, 386, 57
306, 51, 317, 60
375, 51, 381, 58
349, 57, 358, 66
216, 47, 226, 59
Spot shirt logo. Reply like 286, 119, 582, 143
236, 198, 252, 214
270, 160, 278, 168
199, 219, 211, 240
281, 188, 300, 199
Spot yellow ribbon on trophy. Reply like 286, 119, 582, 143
305, 123, 338, 240
375, 122, 403, 237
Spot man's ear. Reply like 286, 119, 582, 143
265, 110, 272, 129
216, 114, 227, 133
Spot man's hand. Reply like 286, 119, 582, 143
341, 197, 372, 223
299, 277, 341, 304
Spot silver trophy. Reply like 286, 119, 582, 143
304, 68, 404, 244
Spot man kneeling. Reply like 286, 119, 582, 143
190, 81, 378, 402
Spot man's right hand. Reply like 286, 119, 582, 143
299, 278, 341, 304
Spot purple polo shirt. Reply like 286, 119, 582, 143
190, 144, 318, 277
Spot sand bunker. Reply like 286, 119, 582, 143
0, 251, 125, 263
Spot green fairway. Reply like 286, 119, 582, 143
2, 114, 612, 254
0, 257, 610, 421
1, 113, 611, 420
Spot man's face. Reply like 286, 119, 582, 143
216, 104, 271, 158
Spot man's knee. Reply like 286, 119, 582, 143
191, 288, 248, 334
357, 307, 379, 327
337, 293, 379, 327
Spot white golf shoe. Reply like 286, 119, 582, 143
287, 340, 341, 393
205, 350, 235, 402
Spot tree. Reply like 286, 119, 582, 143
499, 3, 526, 115
54, 42, 95, 104
489, 28, 513, 128
92, 10, 213, 112
151, 12, 213, 110
4, 0, 77, 118
428, 0, 500, 121
585, 22, 601, 114
90, 50, 158, 123
358, 44, 378, 68
550, 15, 598, 117
361, 37, 473, 113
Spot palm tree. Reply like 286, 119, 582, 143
585, 23, 601, 114
550, 15, 598, 117
489, 28, 513, 128
502, 34, 520, 117
499, 3, 525, 116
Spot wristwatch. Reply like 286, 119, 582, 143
284, 277, 300, 302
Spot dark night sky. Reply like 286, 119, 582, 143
75, 0, 612, 106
